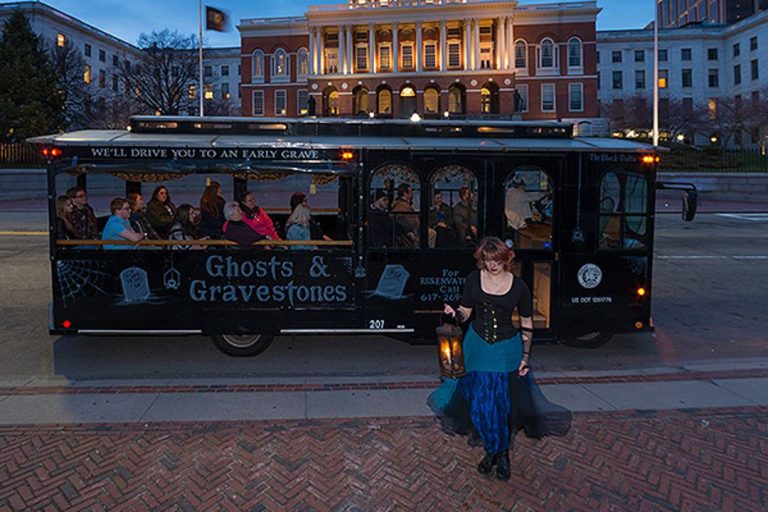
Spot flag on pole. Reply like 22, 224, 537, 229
205, 6, 229, 32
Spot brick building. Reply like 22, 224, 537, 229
238, 0, 601, 128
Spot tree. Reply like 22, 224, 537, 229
664, 97, 709, 142
119, 30, 199, 116
600, 95, 652, 134
0, 12, 65, 141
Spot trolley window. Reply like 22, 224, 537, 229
598, 170, 649, 250
503, 166, 553, 250
428, 165, 479, 249
368, 163, 421, 249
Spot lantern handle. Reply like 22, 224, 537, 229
439, 312, 460, 327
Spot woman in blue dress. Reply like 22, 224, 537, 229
431, 236, 570, 481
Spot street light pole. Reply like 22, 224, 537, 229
653, 0, 659, 147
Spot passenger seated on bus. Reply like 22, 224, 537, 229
433, 212, 458, 248
599, 197, 620, 248
145, 186, 177, 238
222, 201, 266, 248
453, 186, 478, 246
239, 191, 280, 240
368, 191, 394, 247
55, 196, 76, 240
290, 192, 332, 241
127, 193, 160, 240
391, 183, 419, 247
65, 187, 98, 239
428, 190, 454, 248
102, 198, 144, 250
168, 204, 208, 250
285, 203, 317, 250
200, 181, 226, 239
504, 180, 533, 231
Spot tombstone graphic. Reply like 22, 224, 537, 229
373, 264, 410, 300
120, 267, 150, 303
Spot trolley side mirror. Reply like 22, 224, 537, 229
657, 181, 698, 222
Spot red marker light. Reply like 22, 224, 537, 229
41, 148, 50, 157
341, 151, 354, 160
51, 148, 62, 157
62, 320, 72, 329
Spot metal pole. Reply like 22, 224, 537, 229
653, 0, 659, 147
198, 0, 204, 117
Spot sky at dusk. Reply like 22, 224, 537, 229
34, 0, 655, 48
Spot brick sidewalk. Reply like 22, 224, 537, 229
0, 407, 766, 512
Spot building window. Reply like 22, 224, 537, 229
635, 70, 646, 89
750, 36, 757, 51
515, 40, 527, 70
113, 55, 119, 67
448, 42, 461, 68
480, 87, 493, 113
568, 37, 582, 69
569, 83, 583, 112
221, 83, 230, 100
681, 48, 692, 61
356, 45, 368, 71
612, 70, 623, 90
708, 98, 717, 120
597, 71, 600, 90
708, 69, 719, 88
221, 65, 229, 77
751, 59, 759, 80
540, 39, 556, 69
682, 69, 692, 88
297, 48, 309, 77
99, 49, 105, 62
84, 44, 91, 57
325, 50, 338, 74
424, 43, 437, 68
596, 51, 600, 64
275, 90, 287, 116
541, 84, 555, 112
401, 44, 414, 70
353, 87, 369, 115
204, 65, 212, 77
659, 69, 668, 89
515, 84, 528, 112
98, 69, 106, 88
424, 87, 439, 114
377, 88, 392, 114
733, 43, 740, 57
658, 49, 668, 62
611, 50, 622, 63
188, 84, 196, 99
112, 75, 119, 92
252, 91, 264, 115
479, 43, 493, 69
379, 45, 391, 70
57, 33, 66, 47
448, 84, 464, 114
298, 90, 309, 116
83, 64, 91, 84
252, 50, 264, 82
734, 64, 741, 85
272, 49, 289, 80
204, 84, 214, 100
634, 49, 645, 62
708, 48, 718, 60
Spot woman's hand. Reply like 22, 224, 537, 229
517, 356, 530, 377
443, 304, 456, 318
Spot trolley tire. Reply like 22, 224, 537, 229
563, 331, 614, 349
212, 334, 274, 357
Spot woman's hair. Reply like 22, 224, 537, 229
290, 191, 307, 212
200, 182, 222, 217
174, 204, 198, 236
223, 201, 240, 220
55, 196, 74, 231
109, 197, 128, 214
150, 186, 171, 204
126, 193, 142, 211
473, 236, 514, 271
286, 203, 311, 227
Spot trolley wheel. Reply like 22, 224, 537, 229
563, 331, 614, 349
212, 334, 274, 357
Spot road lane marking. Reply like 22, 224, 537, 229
0, 231, 48, 236
717, 213, 768, 221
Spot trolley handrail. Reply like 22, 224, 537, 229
55, 239, 354, 247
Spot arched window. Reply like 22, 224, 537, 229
447, 84, 465, 114
598, 170, 649, 250
400, 85, 416, 118
479, 83, 499, 114
423, 87, 440, 115
252, 50, 264, 83
353, 86, 369, 115
514, 40, 528, 70
503, 167, 553, 250
428, 165, 478, 248
297, 47, 310, 77
272, 48, 290, 80
567, 37, 582, 69
369, 163, 421, 248
377, 87, 392, 115
324, 87, 339, 116
539, 38, 555, 69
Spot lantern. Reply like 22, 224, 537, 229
436, 322, 465, 378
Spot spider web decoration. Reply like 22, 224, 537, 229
56, 260, 112, 307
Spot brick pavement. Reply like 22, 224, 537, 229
0, 407, 765, 512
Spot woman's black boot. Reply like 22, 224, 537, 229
477, 452, 497, 475
495, 450, 511, 481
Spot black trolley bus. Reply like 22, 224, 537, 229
31, 116, 696, 356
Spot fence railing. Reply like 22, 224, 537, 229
659, 146, 768, 173
0, 143, 44, 169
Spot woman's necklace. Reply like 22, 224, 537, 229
484, 271, 508, 293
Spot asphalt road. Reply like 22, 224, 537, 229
0, 212, 766, 382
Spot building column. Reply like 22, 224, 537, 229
309, 27, 316, 75
497, 17, 505, 70
347, 25, 354, 74
369, 24, 376, 73
506, 17, 514, 70
440, 20, 447, 71
338, 25, 345, 74
319, 28, 325, 75
416, 21, 423, 73
463, 19, 471, 71
392, 22, 399, 73
473, 18, 480, 71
